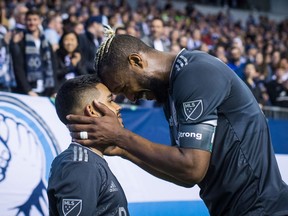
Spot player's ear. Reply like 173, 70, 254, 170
84, 104, 101, 117
128, 53, 144, 69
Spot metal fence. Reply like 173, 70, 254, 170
262, 106, 288, 120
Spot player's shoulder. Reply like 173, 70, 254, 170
50, 144, 105, 175
52, 143, 104, 166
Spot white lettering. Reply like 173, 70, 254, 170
64, 200, 74, 205
178, 132, 202, 140
118, 207, 127, 216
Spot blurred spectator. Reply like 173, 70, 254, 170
169, 29, 180, 46
189, 28, 202, 50
170, 43, 181, 54
98, 4, 109, 26
63, 4, 79, 25
0, 2, 9, 29
78, 15, 103, 74
0, 24, 15, 92
55, 31, 87, 87
232, 37, 245, 57
213, 44, 228, 63
179, 35, 189, 50
280, 57, 288, 80
254, 51, 272, 82
246, 45, 258, 63
269, 50, 282, 76
141, 17, 170, 52
126, 25, 140, 38
8, 3, 28, 32
108, 13, 121, 30
115, 26, 127, 35
199, 42, 209, 53
243, 63, 270, 108
227, 46, 246, 80
266, 65, 288, 107
10, 9, 56, 97
44, 12, 63, 52
71, 21, 85, 35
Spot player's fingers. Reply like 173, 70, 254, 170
93, 101, 115, 117
66, 114, 96, 124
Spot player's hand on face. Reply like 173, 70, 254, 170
66, 101, 124, 148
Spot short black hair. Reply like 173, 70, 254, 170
25, 8, 41, 19
55, 75, 101, 125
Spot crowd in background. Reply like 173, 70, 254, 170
0, 0, 287, 108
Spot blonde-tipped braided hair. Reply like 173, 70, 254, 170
94, 25, 115, 74
93, 25, 154, 81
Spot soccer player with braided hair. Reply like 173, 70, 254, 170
67, 26, 288, 215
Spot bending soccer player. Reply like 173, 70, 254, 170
67, 28, 288, 215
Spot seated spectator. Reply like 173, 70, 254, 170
213, 44, 228, 63
269, 50, 281, 76
10, 9, 57, 97
44, 12, 63, 52
243, 63, 270, 108
189, 28, 202, 50
227, 46, 246, 80
72, 21, 85, 35
55, 31, 87, 87
246, 45, 258, 63
199, 42, 209, 53
169, 29, 180, 46
254, 51, 272, 82
78, 16, 103, 74
179, 35, 189, 50
115, 26, 127, 35
126, 25, 140, 38
266, 65, 288, 107
170, 43, 181, 54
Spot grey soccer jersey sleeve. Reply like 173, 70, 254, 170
167, 50, 233, 151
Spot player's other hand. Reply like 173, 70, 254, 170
66, 101, 124, 147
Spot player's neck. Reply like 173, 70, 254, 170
89, 147, 104, 157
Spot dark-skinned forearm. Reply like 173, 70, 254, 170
115, 128, 209, 184
121, 150, 195, 187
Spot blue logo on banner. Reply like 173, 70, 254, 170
0, 94, 61, 215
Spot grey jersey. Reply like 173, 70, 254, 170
47, 143, 129, 216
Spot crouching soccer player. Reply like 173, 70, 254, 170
47, 75, 129, 216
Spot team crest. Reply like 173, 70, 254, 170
183, 100, 203, 121
62, 199, 82, 216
